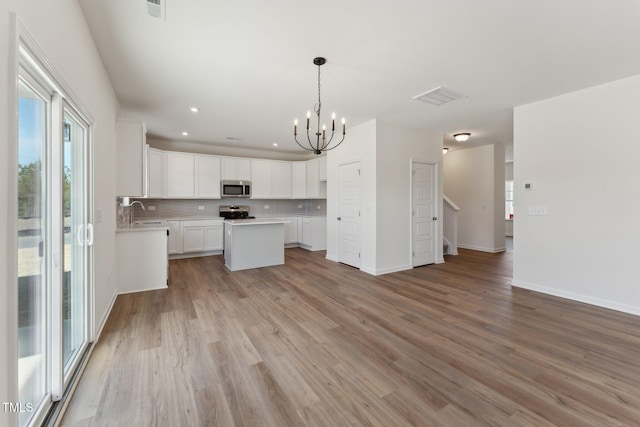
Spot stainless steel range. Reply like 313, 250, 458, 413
219, 205, 255, 220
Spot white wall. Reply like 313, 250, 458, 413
376, 121, 443, 273
326, 120, 443, 275
326, 119, 377, 272
443, 144, 505, 252
513, 75, 640, 316
1, 0, 119, 417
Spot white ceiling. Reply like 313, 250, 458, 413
78, 0, 640, 160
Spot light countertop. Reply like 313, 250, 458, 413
224, 218, 290, 226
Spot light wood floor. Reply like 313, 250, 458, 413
61, 248, 640, 426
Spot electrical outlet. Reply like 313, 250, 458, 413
198, 205, 205, 211
298, 204, 303, 209
148, 206, 156, 211
264, 205, 269, 209
317, 205, 321, 209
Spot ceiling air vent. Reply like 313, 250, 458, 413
413, 86, 466, 106
146, 0, 165, 19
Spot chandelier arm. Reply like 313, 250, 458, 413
322, 129, 335, 150
322, 134, 346, 151
294, 134, 313, 152
306, 126, 315, 148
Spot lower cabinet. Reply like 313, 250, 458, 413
284, 217, 298, 244
168, 221, 182, 254
168, 219, 224, 257
299, 216, 326, 251
116, 229, 168, 293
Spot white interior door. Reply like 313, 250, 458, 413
412, 162, 436, 267
337, 161, 361, 268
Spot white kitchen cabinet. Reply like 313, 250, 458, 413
167, 152, 195, 198
251, 159, 291, 199
250, 159, 272, 199
306, 158, 320, 198
204, 224, 224, 250
271, 161, 291, 198
284, 216, 298, 244
299, 216, 326, 251
195, 155, 221, 199
116, 228, 168, 293
291, 162, 307, 199
147, 147, 166, 198
182, 219, 224, 253
167, 220, 182, 254
222, 157, 252, 181
318, 156, 327, 181
116, 119, 147, 197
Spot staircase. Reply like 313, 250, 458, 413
443, 194, 460, 256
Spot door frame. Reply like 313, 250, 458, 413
410, 159, 440, 267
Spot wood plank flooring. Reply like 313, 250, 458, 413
60, 248, 640, 426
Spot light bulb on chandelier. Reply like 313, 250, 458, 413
294, 57, 346, 155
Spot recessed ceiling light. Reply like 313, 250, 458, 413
226, 137, 242, 141
190, 107, 199, 113
273, 143, 278, 147
182, 131, 189, 136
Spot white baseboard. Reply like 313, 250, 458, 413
437, 257, 445, 264
458, 244, 506, 253
94, 290, 117, 342
325, 254, 338, 262
118, 284, 168, 295
511, 279, 640, 317
371, 264, 413, 276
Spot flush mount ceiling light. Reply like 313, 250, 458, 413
294, 57, 346, 155
443, 147, 449, 154
190, 107, 199, 113
181, 131, 188, 136
453, 132, 471, 142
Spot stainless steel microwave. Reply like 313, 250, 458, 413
221, 180, 251, 198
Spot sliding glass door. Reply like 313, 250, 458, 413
62, 108, 90, 380
17, 74, 50, 427
16, 42, 93, 427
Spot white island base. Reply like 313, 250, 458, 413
224, 219, 287, 271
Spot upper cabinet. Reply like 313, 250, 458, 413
116, 119, 147, 197
251, 160, 292, 199
147, 147, 166, 198
306, 157, 327, 199
195, 155, 221, 199
221, 157, 251, 181
271, 161, 292, 198
291, 161, 307, 199
141, 147, 326, 200
318, 156, 327, 181
166, 152, 195, 198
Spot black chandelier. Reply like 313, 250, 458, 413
294, 57, 346, 155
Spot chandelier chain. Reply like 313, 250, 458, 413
314, 63, 322, 115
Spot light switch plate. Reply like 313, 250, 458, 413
528, 207, 548, 216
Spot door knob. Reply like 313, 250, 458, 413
432, 216, 438, 220
337, 217, 342, 220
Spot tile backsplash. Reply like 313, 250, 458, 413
119, 198, 326, 223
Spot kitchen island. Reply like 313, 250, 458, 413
223, 218, 289, 271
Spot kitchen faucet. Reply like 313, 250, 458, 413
128, 200, 145, 225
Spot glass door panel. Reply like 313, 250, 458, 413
62, 109, 89, 377
17, 78, 49, 427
